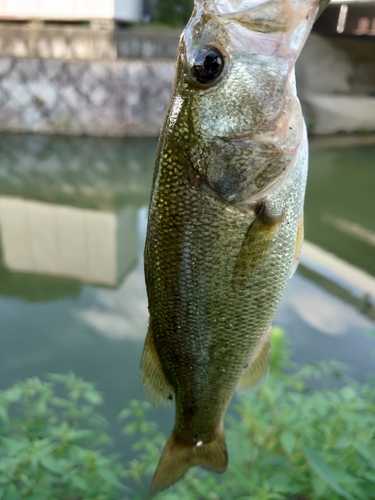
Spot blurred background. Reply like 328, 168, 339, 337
0, 0, 374, 497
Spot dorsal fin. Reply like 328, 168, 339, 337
290, 212, 304, 278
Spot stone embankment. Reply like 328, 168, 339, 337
0, 24, 374, 137
297, 35, 375, 135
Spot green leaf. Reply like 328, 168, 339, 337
26, 483, 56, 500
0, 406, 8, 422
98, 467, 125, 489
312, 475, 328, 497
354, 442, 375, 468
47, 373, 71, 383
4, 386, 23, 403
362, 470, 375, 483
260, 451, 286, 466
0, 459, 13, 474
71, 475, 89, 490
340, 386, 356, 401
40, 456, 64, 475
228, 464, 255, 492
30, 442, 57, 468
280, 432, 296, 456
1, 437, 28, 454
302, 445, 354, 500
117, 408, 131, 420
2, 484, 20, 500
264, 494, 286, 500
335, 437, 353, 449
83, 390, 103, 405
268, 472, 291, 492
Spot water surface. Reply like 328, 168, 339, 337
0, 133, 374, 463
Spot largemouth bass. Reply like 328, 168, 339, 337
142, 0, 327, 492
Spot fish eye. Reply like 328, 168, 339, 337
190, 46, 225, 86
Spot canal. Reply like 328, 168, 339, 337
0, 133, 374, 466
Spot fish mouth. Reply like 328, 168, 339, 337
200, 0, 327, 19
195, 0, 299, 37
201, 0, 284, 17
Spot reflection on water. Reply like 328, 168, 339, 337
0, 134, 155, 289
0, 134, 155, 210
0, 133, 374, 463
0, 197, 137, 286
306, 141, 375, 277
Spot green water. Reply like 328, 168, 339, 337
0, 133, 374, 463
306, 141, 375, 278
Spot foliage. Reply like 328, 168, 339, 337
0, 329, 374, 500
152, 0, 194, 27
0, 373, 126, 500
122, 328, 375, 500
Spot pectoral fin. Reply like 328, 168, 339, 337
290, 212, 304, 278
141, 323, 174, 405
238, 328, 271, 390
234, 202, 284, 283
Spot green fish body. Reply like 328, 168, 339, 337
142, 0, 325, 492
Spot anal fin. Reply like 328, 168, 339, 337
141, 323, 174, 405
238, 328, 271, 390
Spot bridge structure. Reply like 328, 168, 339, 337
315, 0, 375, 36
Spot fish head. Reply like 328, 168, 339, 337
168, 0, 326, 205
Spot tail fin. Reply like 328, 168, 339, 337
151, 428, 228, 494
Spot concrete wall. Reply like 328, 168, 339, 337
0, 24, 181, 60
297, 34, 375, 134
0, 57, 174, 136
0, 26, 374, 137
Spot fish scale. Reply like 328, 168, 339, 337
142, 0, 326, 493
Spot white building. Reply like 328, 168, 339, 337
0, 0, 143, 24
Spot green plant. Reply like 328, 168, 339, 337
152, 0, 194, 27
1, 329, 374, 500
122, 328, 375, 500
0, 373, 126, 500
